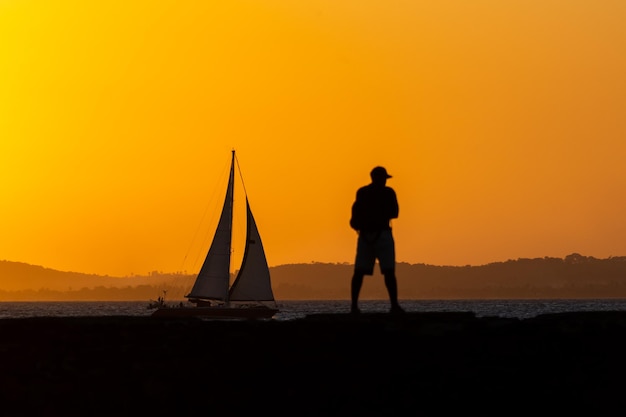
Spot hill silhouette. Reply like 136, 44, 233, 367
1, 253, 626, 301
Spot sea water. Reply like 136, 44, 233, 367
1, 299, 626, 320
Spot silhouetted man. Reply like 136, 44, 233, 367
350, 166, 405, 314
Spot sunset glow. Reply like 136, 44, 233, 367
2, 0, 625, 276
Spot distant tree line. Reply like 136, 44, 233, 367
270, 254, 626, 300
1, 254, 626, 301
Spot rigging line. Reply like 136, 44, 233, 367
180, 155, 232, 275
234, 151, 249, 199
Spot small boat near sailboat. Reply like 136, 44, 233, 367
150, 150, 279, 319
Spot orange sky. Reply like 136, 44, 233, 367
1, 0, 625, 277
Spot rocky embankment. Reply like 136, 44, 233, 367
1, 311, 625, 416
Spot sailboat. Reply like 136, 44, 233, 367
151, 150, 279, 319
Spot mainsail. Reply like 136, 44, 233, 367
186, 152, 235, 301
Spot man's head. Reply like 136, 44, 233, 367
370, 166, 392, 183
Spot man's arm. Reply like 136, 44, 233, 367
388, 188, 399, 219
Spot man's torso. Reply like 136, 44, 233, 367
351, 184, 399, 232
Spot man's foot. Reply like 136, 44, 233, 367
351, 306, 361, 315
390, 305, 406, 315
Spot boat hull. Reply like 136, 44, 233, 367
150, 306, 279, 319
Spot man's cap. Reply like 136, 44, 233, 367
370, 166, 392, 179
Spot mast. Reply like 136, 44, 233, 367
224, 149, 235, 305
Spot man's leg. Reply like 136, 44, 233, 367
377, 230, 404, 313
352, 233, 375, 314
383, 270, 404, 313
351, 271, 365, 313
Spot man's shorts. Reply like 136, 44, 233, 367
354, 229, 395, 275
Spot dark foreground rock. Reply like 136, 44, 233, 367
1, 311, 626, 416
